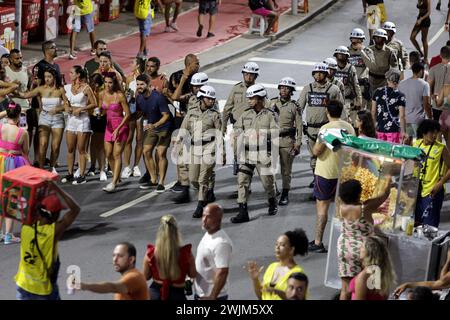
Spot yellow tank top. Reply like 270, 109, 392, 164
15, 222, 57, 296
414, 139, 446, 197
76, 0, 93, 16
261, 262, 305, 300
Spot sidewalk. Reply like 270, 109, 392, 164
23, 0, 339, 77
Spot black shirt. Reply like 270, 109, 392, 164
34, 59, 62, 84
168, 69, 193, 113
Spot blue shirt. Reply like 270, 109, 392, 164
136, 90, 172, 132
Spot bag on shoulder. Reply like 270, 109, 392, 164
134, 0, 151, 20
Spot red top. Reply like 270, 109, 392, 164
430, 55, 442, 69
146, 243, 192, 300
349, 276, 386, 300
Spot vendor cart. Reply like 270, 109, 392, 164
321, 131, 450, 290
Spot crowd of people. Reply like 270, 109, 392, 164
1, 0, 450, 301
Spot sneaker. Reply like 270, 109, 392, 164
139, 182, 158, 190
170, 181, 184, 193
51, 167, 58, 175
100, 171, 108, 181
132, 166, 142, 177
121, 166, 132, 179
156, 184, 165, 193
196, 24, 203, 37
87, 167, 96, 176
139, 171, 150, 184
164, 26, 171, 33
61, 174, 74, 184
73, 176, 87, 185
103, 183, 116, 193
74, 168, 81, 178
4, 233, 20, 245
308, 241, 327, 253
206, 32, 215, 38
170, 22, 178, 31
69, 53, 77, 60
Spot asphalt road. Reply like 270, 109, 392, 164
1, 0, 450, 300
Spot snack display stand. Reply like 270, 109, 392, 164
321, 131, 450, 289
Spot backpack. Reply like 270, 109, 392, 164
134, 0, 151, 20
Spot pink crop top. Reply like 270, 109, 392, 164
0, 125, 24, 152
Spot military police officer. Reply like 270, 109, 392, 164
231, 84, 279, 223
179, 85, 222, 218
383, 21, 409, 77
323, 57, 345, 98
333, 46, 362, 127
348, 28, 371, 109
298, 63, 344, 189
269, 77, 302, 206
222, 62, 259, 175
359, 28, 398, 94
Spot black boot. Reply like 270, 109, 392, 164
279, 189, 289, 206
268, 198, 278, 216
172, 186, 191, 204
193, 201, 206, 218
206, 189, 216, 203
231, 203, 249, 223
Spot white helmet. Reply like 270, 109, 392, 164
350, 28, 365, 40
382, 21, 396, 33
246, 84, 267, 98
312, 62, 329, 75
242, 62, 260, 75
278, 77, 296, 90
373, 28, 388, 40
197, 85, 216, 99
323, 57, 338, 70
334, 46, 350, 57
190, 72, 208, 86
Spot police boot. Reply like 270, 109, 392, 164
279, 189, 289, 206
193, 201, 206, 218
268, 198, 278, 216
206, 189, 216, 203
231, 203, 249, 223
172, 186, 191, 204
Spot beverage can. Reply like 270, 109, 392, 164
94, 107, 100, 116
143, 119, 148, 127
405, 218, 414, 236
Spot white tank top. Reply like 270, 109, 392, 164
64, 84, 87, 108
41, 97, 61, 112
5, 66, 30, 109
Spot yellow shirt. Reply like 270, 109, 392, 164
314, 120, 356, 179
76, 0, 93, 16
261, 262, 305, 300
15, 222, 57, 296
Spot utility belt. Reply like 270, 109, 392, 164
244, 142, 271, 153
305, 121, 328, 129
358, 78, 371, 100
345, 93, 356, 100
303, 122, 328, 141
369, 72, 386, 79
279, 128, 296, 138
230, 114, 236, 125
191, 136, 215, 145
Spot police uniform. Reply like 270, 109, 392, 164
298, 81, 344, 171
348, 45, 371, 109
269, 97, 302, 192
360, 44, 398, 94
334, 63, 363, 126
386, 38, 409, 72
222, 81, 251, 134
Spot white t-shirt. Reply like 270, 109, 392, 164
5, 66, 30, 110
194, 229, 233, 298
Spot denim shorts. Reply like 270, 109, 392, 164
73, 13, 95, 33
313, 175, 338, 201
16, 285, 60, 300
138, 15, 152, 37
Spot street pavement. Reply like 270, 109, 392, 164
1, 0, 450, 300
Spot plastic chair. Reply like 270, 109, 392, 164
249, 14, 267, 36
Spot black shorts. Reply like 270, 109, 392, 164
313, 175, 338, 201
199, 0, 218, 15
432, 109, 442, 121
26, 108, 39, 129
89, 115, 107, 133
417, 15, 431, 28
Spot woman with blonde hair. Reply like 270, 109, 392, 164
349, 235, 396, 300
143, 215, 196, 300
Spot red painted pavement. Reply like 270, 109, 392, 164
55, 0, 292, 76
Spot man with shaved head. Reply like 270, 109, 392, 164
194, 204, 233, 300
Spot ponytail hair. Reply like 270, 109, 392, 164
73, 65, 88, 82
155, 215, 181, 281
6, 102, 21, 119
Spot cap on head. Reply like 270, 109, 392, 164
312, 62, 329, 75
40, 194, 66, 215
246, 83, 267, 98
382, 21, 396, 33
350, 28, 366, 40
323, 57, 338, 70
334, 46, 350, 58
278, 77, 296, 90
190, 72, 209, 86
373, 28, 388, 40
242, 62, 260, 75
197, 85, 216, 99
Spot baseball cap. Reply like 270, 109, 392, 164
40, 194, 66, 214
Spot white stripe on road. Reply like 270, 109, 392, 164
429, 25, 445, 46
209, 78, 303, 91
249, 57, 317, 66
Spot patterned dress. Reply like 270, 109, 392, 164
337, 206, 374, 278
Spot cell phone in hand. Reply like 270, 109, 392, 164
19, 113, 27, 127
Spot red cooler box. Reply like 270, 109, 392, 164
4, 0, 41, 31
0, 6, 15, 51
100, 0, 120, 21
58, 0, 75, 34
1, 166, 59, 225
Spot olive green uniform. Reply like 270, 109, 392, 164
387, 38, 409, 72
269, 97, 302, 191
335, 63, 363, 126
234, 107, 279, 203
297, 81, 344, 171
348, 45, 371, 108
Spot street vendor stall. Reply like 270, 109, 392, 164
322, 130, 450, 290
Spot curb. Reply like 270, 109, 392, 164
198, 0, 339, 73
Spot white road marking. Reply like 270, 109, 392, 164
249, 57, 317, 66
209, 78, 303, 91
429, 25, 445, 46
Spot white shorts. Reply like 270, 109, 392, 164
39, 111, 65, 129
66, 114, 91, 133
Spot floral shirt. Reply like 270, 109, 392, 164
373, 86, 405, 133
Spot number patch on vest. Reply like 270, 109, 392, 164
307, 92, 329, 107
349, 55, 365, 68
335, 70, 349, 86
